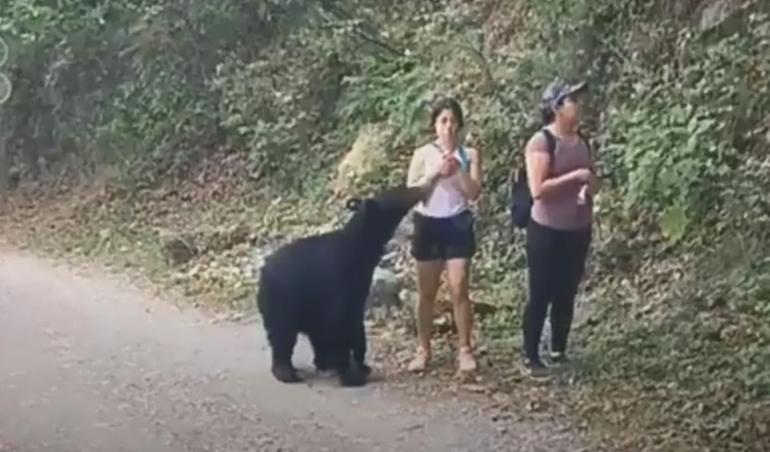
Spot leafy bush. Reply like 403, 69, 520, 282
3, 0, 770, 449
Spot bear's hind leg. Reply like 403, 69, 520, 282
330, 311, 368, 387
307, 329, 332, 372
259, 271, 301, 383
352, 318, 372, 376
268, 326, 301, 383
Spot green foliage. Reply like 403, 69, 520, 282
659, 204, 688, 243
339, 56, 431, 146
0, 0, 297, 185
3, 0, 770, 449
602, 15, 770, 237
541, 1, 770, 449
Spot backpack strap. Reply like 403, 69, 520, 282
576, 130, 595, 172
541, 128, 593, 172
508, 128, 557, 191
540, 128, 557, 171
431, 142, 471, 172
576, 130, 590, 151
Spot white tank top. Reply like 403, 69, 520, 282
414, 144, 470, 218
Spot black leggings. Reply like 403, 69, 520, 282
523, 220, 592, 361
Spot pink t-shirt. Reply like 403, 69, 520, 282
528, 131, 593, 230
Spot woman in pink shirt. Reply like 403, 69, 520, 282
521, 78, 600, 378
406, 97, 483, 374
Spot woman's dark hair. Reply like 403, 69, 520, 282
541, 94, 573, 125
541, 107, 556, 126
429, 97, 464, 130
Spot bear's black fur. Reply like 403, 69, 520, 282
256, 185, 426, 387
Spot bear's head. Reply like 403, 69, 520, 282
344, 185, 427, 251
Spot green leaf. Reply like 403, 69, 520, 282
660, 204, 688, 243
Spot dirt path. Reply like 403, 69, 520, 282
0, 249, 584, 451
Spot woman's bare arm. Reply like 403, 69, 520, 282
525, 133, 590, 200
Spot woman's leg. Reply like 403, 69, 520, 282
408, 259, 443, 371
443, 210, 477, 372
522, 220, 556, 372
446, 257, 476, 372
408, 212, 444, 371
549, 227, 592, 361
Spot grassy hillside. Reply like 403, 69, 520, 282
1, 0, 769, 450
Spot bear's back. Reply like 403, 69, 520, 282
261, 230, 356, 286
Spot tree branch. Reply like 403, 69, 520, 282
316, 0, 403, 58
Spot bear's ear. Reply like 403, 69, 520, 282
345, 198, 362, 211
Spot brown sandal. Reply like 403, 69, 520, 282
407, 346, 431, 372
457, 346, 477, 373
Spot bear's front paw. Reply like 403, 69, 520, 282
339, 368, 368, 387
272, 364, 302, 383
356, 361, 372, 376
314, 356, 333, 372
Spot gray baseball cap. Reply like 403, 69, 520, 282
541, 78, 588, 111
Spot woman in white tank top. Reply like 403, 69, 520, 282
405, 97, 483, 374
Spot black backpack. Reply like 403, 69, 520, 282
509, 128, 590, 229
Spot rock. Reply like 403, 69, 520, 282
433, 312, 455, 334
764, 116, 770, 145
378, 249, 399, 269
473, 301, 498, 318
492, 392, 511, 405
698, 0, 746, 32
393, 214, 414, 243
463, 384, 486, 393
365, 267, 403, 320
199, 223, 251, 253
332, 122, 394, 196
159, 230, 196, 266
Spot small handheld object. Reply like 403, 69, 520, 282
577, 185, 587, 205
455, 146, 470, 172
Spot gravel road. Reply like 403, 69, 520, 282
0, 250, 583, 452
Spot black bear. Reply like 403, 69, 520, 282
257, 185, 427, 387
